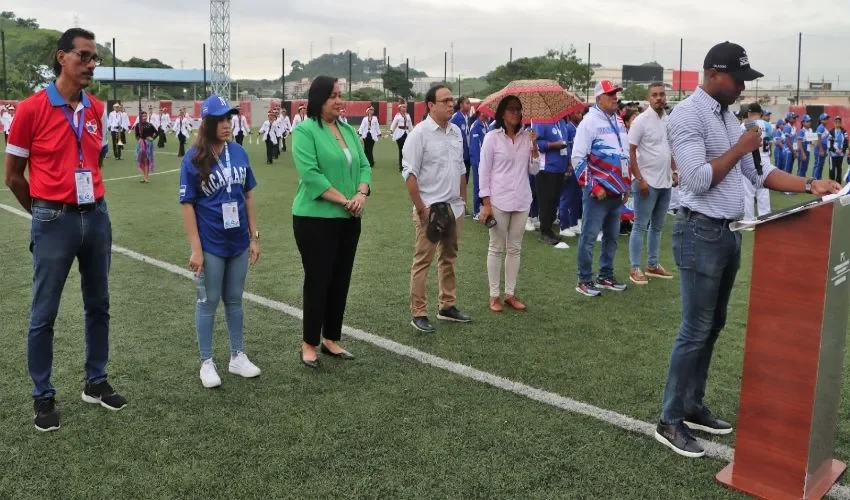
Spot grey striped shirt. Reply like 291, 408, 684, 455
667, 88, 777, 219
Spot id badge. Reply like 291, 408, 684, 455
620, 157, 630, 177
560, 148, 567, 157
222, 202, 240, 229
75, 169, 95, 205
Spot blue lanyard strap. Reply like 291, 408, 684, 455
598, 106, 624, 153
61, 105, 85, 167
213, 143, 233, 195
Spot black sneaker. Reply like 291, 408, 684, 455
684, 407, 733, 435
654, 421, 705, 458
437, 306, 472, 323
538, 233, 561, 246
411, 316, 436, 333
33, 398, 60, 432
82, 381, 128, 411
596, 277, 627, 292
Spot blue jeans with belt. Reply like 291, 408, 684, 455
660, 210, 741, 424
28, 200, 112, 400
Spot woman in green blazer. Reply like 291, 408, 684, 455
292, 76, 372, 368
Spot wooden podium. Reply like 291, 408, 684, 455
717, 197, 850, 499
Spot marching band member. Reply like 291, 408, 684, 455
108, 103, 125, 159
3, 105, 16, 142
133, 111, 159, 183
173, 108, 193, 157
276, 108, 292, 152
291, 105, 306, 130
157, 107, 171, 148
231, 107, 250, 145
339, 108, 348, 124
258, 110, 278, 164
358, 106, 380, 167
391, 102, 413, 172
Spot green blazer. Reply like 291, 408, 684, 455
292, 117, 372, 218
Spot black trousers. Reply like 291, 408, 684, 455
829, 156, 845, 182
536, 171, 565, 238
157, 128, 167, 147
281, 134, 287, 152
293, 216, 362, 346
178, 133, 187, 157
396, 134, 407, 171
110, 131, 123, 159
364, 135, 375, 166
265, 139, 275, 164
235, 132, 244, 145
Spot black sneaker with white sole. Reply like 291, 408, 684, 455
411, 316, 436, 333
596, 277, 627, 291
654, 421, 705, 458
33, 398, 60, 432
684, 407, 733, 435
437, 306, 472, 323
82, 381, 128, 411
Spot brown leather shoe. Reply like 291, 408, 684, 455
504, 295, 527, 311
489, 297, 503, 313
646, 264, 674, 279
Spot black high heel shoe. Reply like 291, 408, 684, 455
320, 344, 355, 360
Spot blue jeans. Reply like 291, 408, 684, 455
784, 150, 795, 174
528, 174, 538, 219
195, 249, 249, 360
576, 187, 622, 283
28, 200, 112, 399
558, 172, 582, 230
471, 162, 481, 216
796, 154, 810, 177
660, 212, 741, 424
629, 185, 671, 269
813, 154, 826, 179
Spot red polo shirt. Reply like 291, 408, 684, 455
6, 82, 108, 204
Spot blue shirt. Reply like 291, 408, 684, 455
179, 142, 257, 258
817, 123, 829, 152
773, 128, 785, 151
534, 120, 569, 173
796, 128, 810, 151
830, 128, 847, 157
450, 111, 471, 163
469, 119, 488, 166
564, 121, 577, 167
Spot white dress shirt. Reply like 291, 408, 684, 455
628, 108, 673, 189
108, 111, 122, 131
401, 115, 466, 217
173, 116, 193, 136
149, 113, 161, 129
276, 116, 291, 137
259, 120, 278, 144
292, 114, 306, 129
120, 112, 130, 130
232, 115, 249, 135
359, 116, 381, 139
159, 113, 171, 131
391, 113, 413, 141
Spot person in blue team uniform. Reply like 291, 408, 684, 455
468, 111, 489, 220
534, 118, 570, 245
828, 116, 848, 182
813, 113, 829, 180
773, 119, 785, 168
795, 114, 813, 177
179, 94, 262, 389
783, 112, 797, 174
451, 96, 473, 211
558, 108, 584, 237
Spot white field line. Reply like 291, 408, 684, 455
0, 202, 848, 499
0, 161, 180, 193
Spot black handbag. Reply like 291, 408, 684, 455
426, 202, 452, 243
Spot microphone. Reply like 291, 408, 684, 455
743, 120, 763, 175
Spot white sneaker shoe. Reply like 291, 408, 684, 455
200, 359, 222, 388
572, 220, 583, 233
596, 233, 603, 242
554, 242, 570, 250
525, 218, 536, 232
533, 217, 541, 229
559, 228, 577, 238
229, 352, 262, 378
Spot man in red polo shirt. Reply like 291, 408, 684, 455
4, 28, 127, 433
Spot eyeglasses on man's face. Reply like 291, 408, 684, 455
67, 49, 102, 66
436, 98, 455, 105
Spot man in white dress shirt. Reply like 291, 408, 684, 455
107, 103, 125, 159
259, 110, 278, 164
402, 85, 471, 334
392, 102, 413, 172
157, 107, 170, 148
231, 107, 250, 145
172, 108, 192, 157
276, 108, 291, 152
359, 106, 381, 167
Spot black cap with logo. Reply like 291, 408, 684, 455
746, 102, 763, 114
704, 41, 764, 81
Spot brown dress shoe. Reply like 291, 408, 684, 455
504, 295, 527, 311
489, 297, 503, 313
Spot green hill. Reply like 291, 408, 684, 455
287, 52, 427, 82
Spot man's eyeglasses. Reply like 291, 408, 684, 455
436, 98, 455, 105
67, 50, 102, 66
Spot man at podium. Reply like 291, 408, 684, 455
654, 41, 841, 459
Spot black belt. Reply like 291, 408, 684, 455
31, 198, 104, 213
679, 207, 735, 227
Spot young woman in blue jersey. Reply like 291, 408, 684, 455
179, 94, 262, 388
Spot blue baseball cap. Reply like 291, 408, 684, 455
762, 109, 772, 116
802, 114, 811, 122
820, 113, 830, 120
786, 112, 797, 120
201, 94, 238, 119
777, 119, 785, 126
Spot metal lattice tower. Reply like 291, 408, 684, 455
209, 0, 231, 98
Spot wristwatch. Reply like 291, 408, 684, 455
251, 231, 260, 241
805, 178, 814, 193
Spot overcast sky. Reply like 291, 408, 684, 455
11, 1, 850, 87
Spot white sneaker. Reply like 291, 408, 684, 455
200, 359, 222, 388
559, 228, 577, 238
533, 217, 541, 229
229, 352, 262, 378
596, 233, 603, 242
554, 242, 570, 250
525, 218, 536, 232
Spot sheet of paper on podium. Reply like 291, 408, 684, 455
730, 184, 850, 232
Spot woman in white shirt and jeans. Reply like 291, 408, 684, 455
478, 95, 540, 312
